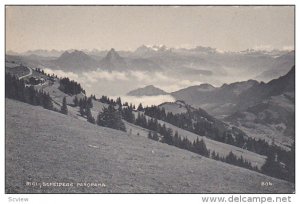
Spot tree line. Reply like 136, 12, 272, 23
6, 73, 54, 111
59, 77, 85, 95
124, 110, 256, 171
143, 105, 272, 157
116, 97, 294, 182
72, 95, 126, 132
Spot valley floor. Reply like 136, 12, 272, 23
5, 99, 294, 193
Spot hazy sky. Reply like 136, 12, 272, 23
6, 6, 294, 52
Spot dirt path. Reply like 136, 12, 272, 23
18, 66, 33, 80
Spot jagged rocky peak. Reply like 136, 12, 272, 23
106, 48, 122, 60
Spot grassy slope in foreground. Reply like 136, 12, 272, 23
5, 99, 294, 193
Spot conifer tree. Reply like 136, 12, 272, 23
61, 96, 68, 114
153, 132, 159, 141
87, 96, 93, 108
86, 107, 95, 124
73, 96, 79, 106
137, 103, 143, 111
97, 104, 126, 131
80, 105, 85, 116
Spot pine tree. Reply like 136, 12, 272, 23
80, 105, 85, 116
122, 107, 135, 123
43, 93, 53, 110
97, 104, 126, 131
148, 131, 153, 139
193, 138, 209, 157
61, 96, 68, 114
261, 152, 284, 179
86, 107, 95, 124
73, 96, 79, 106
152, 132, 159, 141
162, 128, 173, 145
87, 96, 93, 108
137, 103, 143, 111
116, 97, 122, 111
225, 151, 237, 165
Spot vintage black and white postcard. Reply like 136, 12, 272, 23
5, 5, 295, 194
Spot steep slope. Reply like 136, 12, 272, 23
226, 93, 295, 148
6, 99, 294, 193
171, 80, 258, 117
226, 67, 295, 148
128, 109, 267, 169
99, 48, 128, 71
127, 85, 168, 96
236, 66, 295, 111
256, 51, 295, 82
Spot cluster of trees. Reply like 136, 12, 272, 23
122, 104, 135, 123
59, 77, 85, 95
146, 125, 255, 171
6, 73, 54, 110
34, 68, 46, 75
125, 105, 296, 178
128, 111, 254, 171
35, 68, 57, 78
99, 96, 136, 109
97, 104, 126, 131
148, 130, 210, 157
73, 96, 95, 123
261, 143, 295, 183
74, 95, 125, 131
144, 105, 225, 139
87, 95, 295, 182
143, 105, 274, 157
211, 150, 257, 171
99, 95, 117, 106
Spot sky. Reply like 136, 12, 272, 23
6, 6, 294, 53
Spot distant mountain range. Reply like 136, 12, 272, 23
126, 65, 295, 147
255, 51, 295, 82
6, 45, 294, 82
53, 50, 99, 71
171, 66, 294, 115
99, 48, 129, 71
127, 85, 168, 96
171, 67, 295, 147
171, 79, 259, 116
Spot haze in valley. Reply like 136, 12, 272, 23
6, 6, 295, 103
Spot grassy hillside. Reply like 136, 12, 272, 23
6, 99, 294, 193
129, 111, 266, 169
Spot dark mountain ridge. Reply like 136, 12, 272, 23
127, 85, 168, 96
53, 50, 99, 71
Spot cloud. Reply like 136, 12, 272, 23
282, 45, 294, 51
159, 79, 203, 92
253, 44, 273, 51
129, 71, 151, 82
128, 71, 203, 92
44, 68, 130, 82
112, 95, 176, 107
83, 70, 129, 82
42, 68, 203, 103
43, 68, 79, 80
